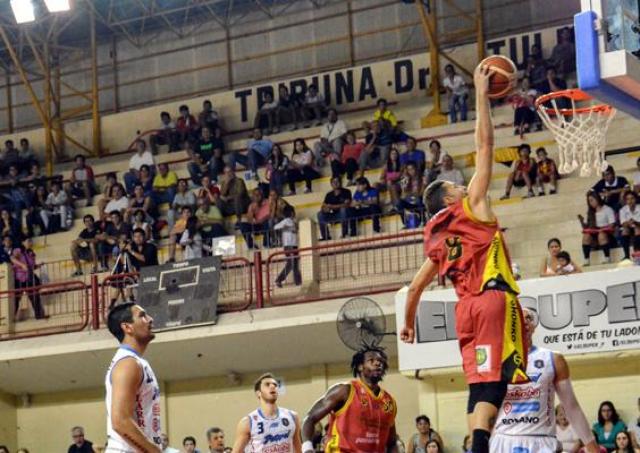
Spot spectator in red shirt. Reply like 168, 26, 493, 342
501, 144, 538, 199
238, 188, 271, 249
194, 174, 221, 203
176, 104, 199, 146
508, 77, 538, 137
332, 131, 364, 185
535, 147, 559, 195
68, 154, 96, 206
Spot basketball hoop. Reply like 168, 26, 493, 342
535, 89, 616, 177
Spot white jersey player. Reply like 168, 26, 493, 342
490, 308, 599, 453
231, 373, 302, 453
105, 302, 162, 453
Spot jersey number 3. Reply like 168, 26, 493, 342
257, 422, 264, 434
446, 236, 462, 261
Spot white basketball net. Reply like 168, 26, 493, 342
536, 94, 616, 177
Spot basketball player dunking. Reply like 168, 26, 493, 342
491, 308, 599, 453
231, 372, 302, 453
401, 65, 529, 453
301, 347, 398, 453
105, 303, 162, 453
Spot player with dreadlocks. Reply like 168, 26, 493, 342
301, 346, 398, 453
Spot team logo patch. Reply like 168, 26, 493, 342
534, 360, 544, 369
382, 399, 394, 414
476, 345, 491, 372
282, 418, 290, 427
360, 397, 369, 408
445, 236, 463, 261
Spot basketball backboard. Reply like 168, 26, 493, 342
576, 0, 640, 117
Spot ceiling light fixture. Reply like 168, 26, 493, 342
44, 0, 71, 13
10, 0, 36, 24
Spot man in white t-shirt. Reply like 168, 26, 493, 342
313, 108, 347, 167
435, 154, 464, 186
124, 139, 156, 193
619, 191, 640, 260
442, 64, 469, 123
161, 433, 180, 453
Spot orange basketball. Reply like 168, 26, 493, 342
479, 55, 517, 99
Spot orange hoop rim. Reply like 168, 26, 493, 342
534, 89, 615, 117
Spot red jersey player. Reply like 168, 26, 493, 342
300, 347, 398, 453
401, 64, 528, 453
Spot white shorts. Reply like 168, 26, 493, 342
490, 433, 558, 453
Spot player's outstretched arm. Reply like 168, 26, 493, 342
293, 412, 303, 453
301, 384, 350, 453
467, 65, 496, 223
231, 417, 251, 453
110, 358, 162, 453
401, 258, 438, 343
553, 353, 599, 453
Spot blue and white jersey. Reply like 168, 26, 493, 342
494, 346, 556, 437
246, 407, 297, 453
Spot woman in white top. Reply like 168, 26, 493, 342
540, 238, 582, 277
179, 216, 210, 260
619, 191, 640, 261
578, 191, 617, 266
557, 404, 582, 453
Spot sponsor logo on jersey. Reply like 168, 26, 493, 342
501, 416, 540, 425
264, 431, 291, 444
505, 387, 541, 401
534, 359, 544, 369
503, 401, 540, 414
270, 422, 280, 428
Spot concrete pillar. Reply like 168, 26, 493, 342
298, 219, 319, 296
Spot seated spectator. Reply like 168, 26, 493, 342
540, 238, 582, 277
99, 210, 131, 268
442, 64, 468, 123
374, 98, 403, 141
96, 172, 118, 219
274, 204, 301, 287
71, 214, 102, 276
593, 401, 627, 451
0, 208, 22, 242
138, 164, 154, 196
352, 177, 381, 234
400, 137, 426, 174
239, 188, 271, 249
579, 191, 617, 266
435, 154, 464, 186
126, 184, 155, 224
550, 27, 576, 78
378, 148, 403, 206
198, 99, 220, 132
613, 431, 636, 453
1, 139, 20, 176
500, 144, 538, 199
254, 91, 279, 135
619, 191, 640, 261
231, 128, 273, 180
18, 138, 37, 176
124, 139, 156, 194
125, 227, 158, 270
205, 427, 225, 453
313, 108, 347, 167
317, 177, 356, 240
525, 55, 547, 91
556, 404, 581, 453
268, 189, 293, 229
180, 216, 210, 260
508, 77, 539, 136
23, 162, 47, 191
149, 111, 179, 154
359, 120, 394, 172
194, 174, 220, 203
407, 415, 445, 453
41, 181, 70, 233
161, 433, 180, 453
103, 184, 129, 220
539, 66, 569, 109
287, 138, 320, 195
276, 85, 301, 131
554, 251, 580, 275
152, 163, 178, 206
26, 185, 47, 237
267, 144, 289, 196
176, 104, 199, 146
396, 162, 425, 227
182, 436, 199, 453
2, 165, 31, 219
535, 147, 559, 195
209, 128, 227, 182
168, 179, 196, 231
303, 84, 326, 126
131, 209, 152, 240
218, 165, 250, 220
196, 196, 227, 240
0, 234, 13, 263
68, 155, 96, 206
333, 131, 364, 185
12, 238, 45, 319
592, 165, 630, 211
188, 126, 218, 186
166, 206, 193, 263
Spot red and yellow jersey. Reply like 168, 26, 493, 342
423, 197, 519, 299
325, 380, 396, 453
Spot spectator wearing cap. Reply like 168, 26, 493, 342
254, 91, 279, 135
152, 163, 178, 206
238, 188, 271, 249
317, 177, 357, 240
124, 139, 156, 194
500, 144, 538, 199
68, 155, 96, 206
592, 165, 630, 212
303, 84, 326, 126
352, 177, 382, 234
231, 129, 273, 181
176, 104, 199, 146
287, 138, 320, 195
619, 191, 640, 261
442, 64, 468, 123
150, 111, 180, 153
313, 108, 347, 167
